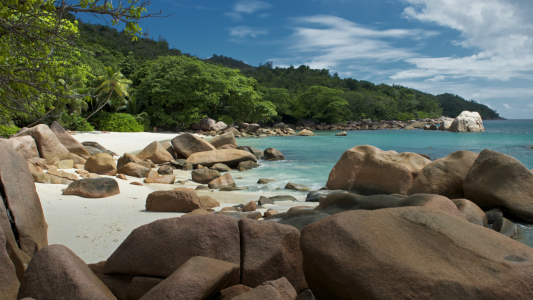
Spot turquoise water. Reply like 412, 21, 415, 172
231, 119, 533, 195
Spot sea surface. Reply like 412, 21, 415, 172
228, 119, 533, 247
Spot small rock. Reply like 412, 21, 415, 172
269, 195, 297, 202
47, 168, 79, 181
130, 182, 143, 186
285, 182, 311, 191
74, 164, 85, 170
116, 174, 127, 180
220, 186, 249, 191
170, 159, 186, 169
157, 165, 174, 175
192, 168, 221, 184
264, 209, 280, 218
183, 209, 213, 217
145, 188, 201, 213
62, 178, 120, 198
208, 173, 236, 189
199, 196, 220, 209
238, 160, 260, 171
485, 208, 503, 224
257, 178, 276, 184
258, 196, 274, 205
288, 206, 315, 213
182, 164, 193, 171
85, 153, 117, 176
242, 201, 257, 212
196, 185, 210, 190
54, 159, 74, 169
298, 129, 315, 136
335, 131, 347, 136
222, 207, 241, 212
264, 148, 284, 161
211, 163, 231, 172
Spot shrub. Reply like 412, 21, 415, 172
97, 112, 144, 132
59, 112, 95, 131
0, 124, 20, 138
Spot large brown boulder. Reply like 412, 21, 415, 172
326, 145, 430, 195
18, 244, 117, 300
104, 215, 241, 282
136, 141, 174, 164
118, 162, 151, 178
62, 178, 120, 198
50, 121, 90, 157
145, 188, 201, 212
210, 132, 238, 148
191, 168, 221, 184
452, 199, 488, 227
0, 227, 19, 300
12, 124, 69, 164
264, 148, 285, 161
463, 149, 533, 222
300, 207, 533, 300
126, 276, 164, 300
186, 149, 257, 168
233, 277, 297, 300
5, 136, 39, 160
208, 173, 235, 189
0, 141, 47, 269
408, 150, 478, 198
85, 153, 117, 176
171, 133, 216, 158
139, 256, 240, 300
239, 219, 306, 292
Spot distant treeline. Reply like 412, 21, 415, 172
65, 18, 501, 132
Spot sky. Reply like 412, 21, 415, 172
82, 0, 533, 119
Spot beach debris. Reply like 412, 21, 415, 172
17, 245, 116, 300
242, 201, 257, 212
171, 133, 216, 158
85, 153, 117, 176
285, 182, 311, 192
208, 173, 236, 190
192, 168, 221, 184
145, 188, 201, 213
62, 178, 120, 198
136, 141, 174, 164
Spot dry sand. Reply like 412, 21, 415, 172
37, 132, 313, 263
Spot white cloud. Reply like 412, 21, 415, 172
226, 0, 272, 20
527, 103, 533, 108
395, 0, 533, 80
273, 15, 438, 70
503, 103, 512, 109
229, 26, 268, 38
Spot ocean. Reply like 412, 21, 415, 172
229, 119, 533, 246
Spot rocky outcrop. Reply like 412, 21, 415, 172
171, 133, 216, 158
463, 149, 533, 222
408, 150, 478, 198
449, 111, 485, 132
85, 153, 117, 176
50, 121, 90, 157
186, 149, 257, 168
5, 136, 40, 160
145, 188, 201, 212
18, 244, 117, 300
0, 141, 47, 278
237, 146, 264, 160
438, 117, 454, 131
239, 219, 306, 292
297, 130, 315, 136
0, 227, 19, 300
327, 145, 430, 195
62, 178, 120, 198
212, 121, 229, 131
139, 256, 240, 300
300, 207, 533, 299
12, 124, 69, 164
135, 141, 174, 164
452, 199, 487, 227
104, 215, 241, 283
210, 132, 238, 148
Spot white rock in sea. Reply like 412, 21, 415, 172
449, 111, 485, 132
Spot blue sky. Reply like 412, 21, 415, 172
83, 0, 533, 119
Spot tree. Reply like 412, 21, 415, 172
0, 0, 161, 126
133, 55, 276, 128
294, 86, 350, 123
84, 67, 132, 121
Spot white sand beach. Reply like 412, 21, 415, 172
37, 131, 313, 263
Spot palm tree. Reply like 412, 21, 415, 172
117, 95, 150, 128
84, 66, 132, 122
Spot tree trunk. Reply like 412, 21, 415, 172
83, 89, 114, 122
